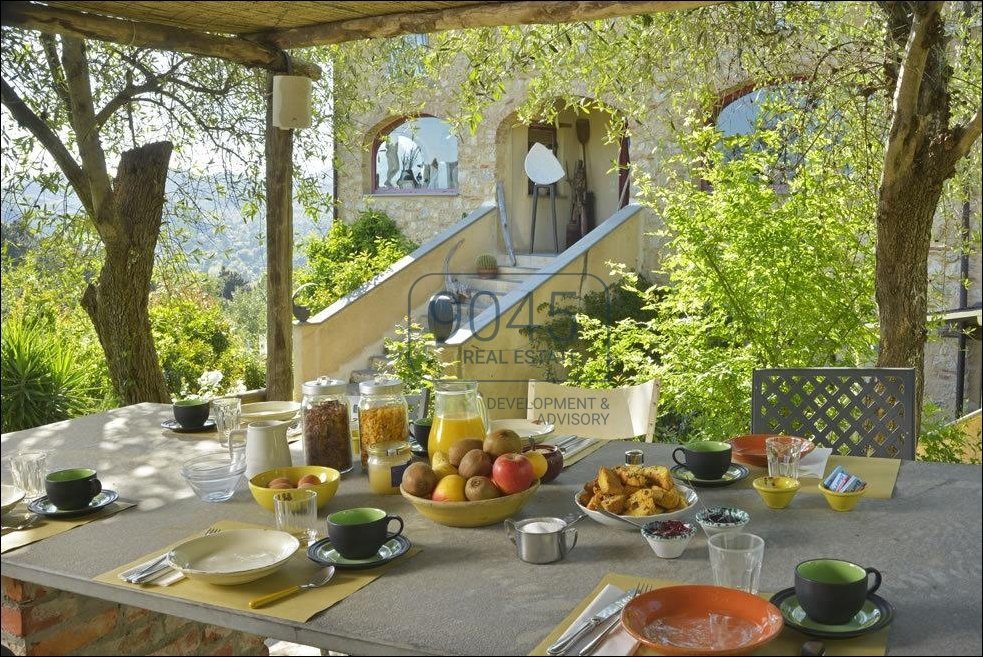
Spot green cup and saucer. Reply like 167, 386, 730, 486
670, 463, 749, 488
27, 489, 120, 519
769, 587, 895, 639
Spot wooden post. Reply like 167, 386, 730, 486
265, 71, 294, 400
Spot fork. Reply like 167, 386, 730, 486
577, 583, 651, 656
126, 527, 221, 583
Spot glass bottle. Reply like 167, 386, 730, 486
428, 380, 488, 459
301, 376, 352, 473
357, 379, 408, 468
367, 441, 413, 495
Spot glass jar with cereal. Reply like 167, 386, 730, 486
357, 379, 408, 468
301, 376, 352, 473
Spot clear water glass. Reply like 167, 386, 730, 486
708, 532, 765, 594
274, 489, 319, 545
9, 450, 48, 499
766, 435, 804, 479
213, 397, 241, 448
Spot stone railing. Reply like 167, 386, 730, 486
442, 204, 649, 419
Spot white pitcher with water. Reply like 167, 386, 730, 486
245, 420, 292, 478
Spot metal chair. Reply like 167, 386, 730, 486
751, 367, 917, 459
526, 379, 660, 442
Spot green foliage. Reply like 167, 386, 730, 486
919, 403, 982, 465
150, 289, 265, 399
0, 316, 106, 432
295, 209, 418, 313
380, 319, 455, 419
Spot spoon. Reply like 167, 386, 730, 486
0, 513, 41, 533
248, 566, 336, 609
596, 507, 647, 529
563, 513, 588, 528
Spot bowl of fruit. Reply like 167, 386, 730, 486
399, 431, 542, 527
248, 465, 340, 511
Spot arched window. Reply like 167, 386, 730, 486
372, 116, 459, 194
714, 81, 814, 186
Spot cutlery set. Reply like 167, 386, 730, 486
546, 583, 650, 656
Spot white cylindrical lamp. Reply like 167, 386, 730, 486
272, 75, 312, 129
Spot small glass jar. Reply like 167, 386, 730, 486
357, 379, 408, 468
625, 449, 644, 466
302, 376, 352, 473
367, 441, 413, 495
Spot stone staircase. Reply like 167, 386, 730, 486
348, 253, 557, 383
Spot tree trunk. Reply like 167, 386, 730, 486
265, 72, 294, 400
874, 171, 945, 434
82, 141, 172, 404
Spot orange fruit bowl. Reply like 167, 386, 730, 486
400, 480, 540, 527
622, 585, 784, 656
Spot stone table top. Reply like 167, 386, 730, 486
2, 403, 981, 655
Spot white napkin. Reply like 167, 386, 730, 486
798, 447, 832, 479
553, 584, 638, 656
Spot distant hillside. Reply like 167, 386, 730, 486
1, 171, 332, 282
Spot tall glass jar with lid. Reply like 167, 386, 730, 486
301, 376, 352, 473
357, 379, 408, 468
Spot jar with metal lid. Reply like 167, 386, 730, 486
302, 376, 352, 473
357, 379, 408, 468
367, 441, 413, 495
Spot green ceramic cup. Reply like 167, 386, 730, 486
327, 507, 403, 560
795, 559, 882, 625
44, 468, 102, 510
672, 440, 732, 480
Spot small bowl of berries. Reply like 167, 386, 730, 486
694, 506, 750, 539
641, 519, 696, 559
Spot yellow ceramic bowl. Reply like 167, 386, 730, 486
752, 476, 801, 509
249, 466, 340, 511
400, 480, 540, 527
819, 483, 865, 512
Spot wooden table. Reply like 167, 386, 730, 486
2, 404, 981, 655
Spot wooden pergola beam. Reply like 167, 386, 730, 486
264, 0, 720, 50
1, 1, 321, 79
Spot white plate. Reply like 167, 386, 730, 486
167, 529, 300, 585
240, 401, 301, 423
574, 484, 699, 531
490, 419, 555, 442
1, 485, 26, 514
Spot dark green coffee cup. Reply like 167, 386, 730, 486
327, 508, 403, 559
672, 440, 732, 480
45, 468, 102, 510
795, 559, 882, 625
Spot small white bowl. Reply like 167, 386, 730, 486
642, 520, 696, 558
167, 528, 299, 585
240, 401, 301, 423
694, 506, 750, 538
1, 484, 26, 514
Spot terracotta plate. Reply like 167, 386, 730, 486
622, 585, 784, 656
729, 434, 815, 469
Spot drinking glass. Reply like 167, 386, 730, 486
274, 489, 318, 545
766, 435, 804, 479
9, 450, 48, 499
213, 397, 241, 449
707, 532, 765, 594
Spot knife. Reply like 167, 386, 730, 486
546, 588, 637, 655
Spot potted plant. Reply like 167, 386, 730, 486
381, 320, 457, 454
475, 254, 498, 279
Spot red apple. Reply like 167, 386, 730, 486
492, 453, 535, 495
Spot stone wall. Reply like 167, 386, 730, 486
0, 576, 269, 656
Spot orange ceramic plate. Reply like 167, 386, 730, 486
622, 585, 784, 656
729, 434, 815, 469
